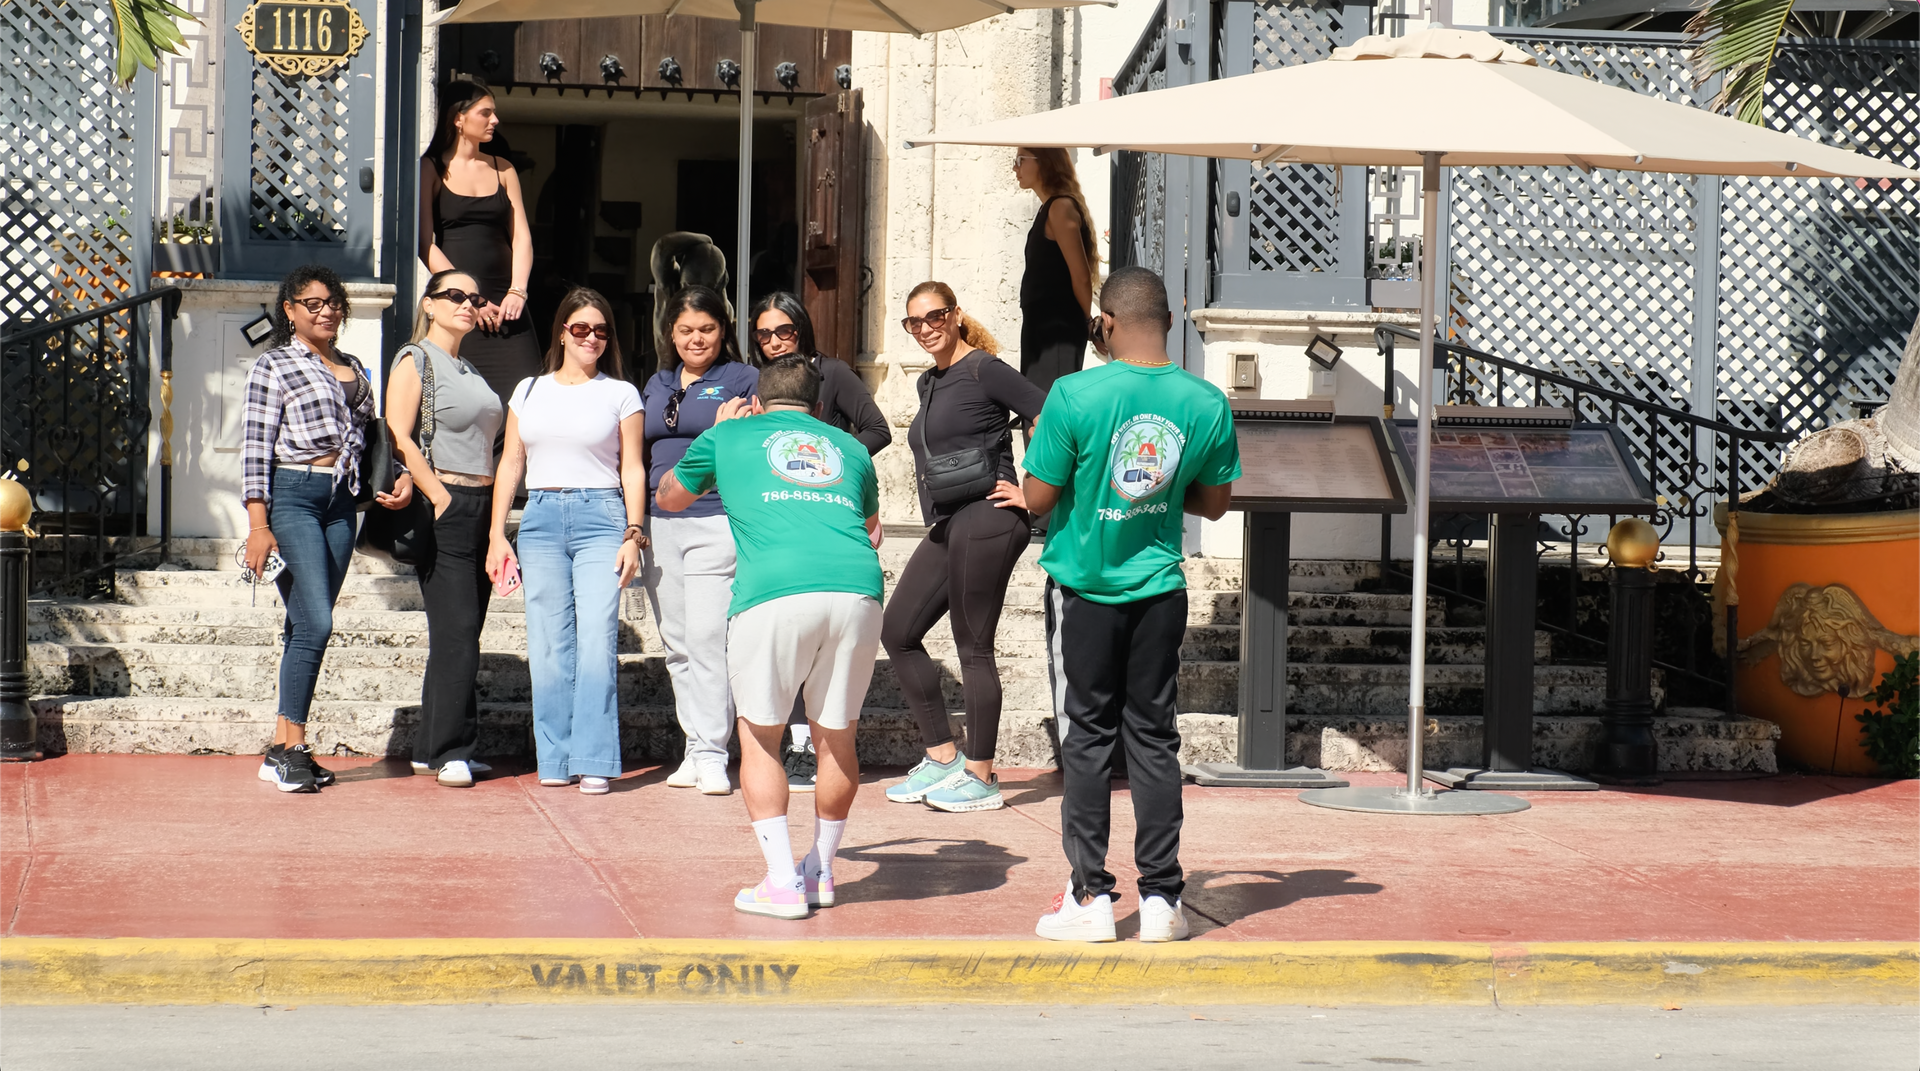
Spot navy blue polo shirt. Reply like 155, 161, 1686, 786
642, 360, 759, 518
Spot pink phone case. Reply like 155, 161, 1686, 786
494, 560, 521, 598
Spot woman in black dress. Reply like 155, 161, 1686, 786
1012, 147, 1100, 396
419, 80, 540, 428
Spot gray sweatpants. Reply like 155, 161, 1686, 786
643, 511, 737, 767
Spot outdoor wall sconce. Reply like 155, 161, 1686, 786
477, 50, 500, 76
538, 51, 565, 80
1306, 334, 1343, 369
775, 61, 799, 90
600, 55, 625, 82
835, 63, 852, 90
657, 56, 683, 86
716, 58, 741, 89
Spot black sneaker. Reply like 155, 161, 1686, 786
784, 743, 817, 793
261, 744, 319, 793
307, 749, 336, 787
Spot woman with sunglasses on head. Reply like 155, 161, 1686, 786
748, 291, 892, 791
419, 79, 539, 439
386, 271, 504, 788
881, 282, 1048, 814
487, 288, 646, 795
1012, 148, 1100, 397
245, 265, 413, 793
641, 285, 759, 796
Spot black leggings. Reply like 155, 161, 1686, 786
881, 499, 1032, 762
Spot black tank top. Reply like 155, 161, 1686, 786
435, 166, 513, 303
1020, 195, 1088, 338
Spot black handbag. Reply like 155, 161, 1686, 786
914, 357, 1001, 508
357, 346, 437, 566
350, 368, 395, 510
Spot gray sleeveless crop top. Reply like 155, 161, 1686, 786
410, 340, 504, 476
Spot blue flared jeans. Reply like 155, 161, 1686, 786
518, 488, 625, 780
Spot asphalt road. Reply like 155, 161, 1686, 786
5, 1003, 1916, 1070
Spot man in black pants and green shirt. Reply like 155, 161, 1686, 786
1019, 267, 1240, 943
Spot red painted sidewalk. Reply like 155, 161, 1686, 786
3, 756, 1915, 944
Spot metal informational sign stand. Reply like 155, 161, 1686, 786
1183, 401, 1412, 789
1390, 412, 1658, 791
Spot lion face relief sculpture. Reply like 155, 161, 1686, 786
1738, 583, 1920, 697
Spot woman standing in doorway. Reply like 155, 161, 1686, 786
748, 291, 891, 791
387, 270, 504, 788
487, 288, 647, 795
643, 286, 758, 796
1012, 148, 1100, 397
420, 79, 540, 433
882, 282, 1048, 813
244, 265, 413, 793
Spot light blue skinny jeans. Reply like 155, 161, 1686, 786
518, 488, 625, 780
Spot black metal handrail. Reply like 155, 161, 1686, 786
1372, 324, 1797, 712
2, 285, 181, 594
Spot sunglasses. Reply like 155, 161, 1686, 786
287, 296, 346, 313
663, 385, 688, 432
901, 306, 955, 333
1012, 153, 1037, 168
753, 324, 800, 345
425, 288, 486, 307
563, 321, 611, 341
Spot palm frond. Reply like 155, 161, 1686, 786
108, 0, 199, 85
1685, 0, 1795, 125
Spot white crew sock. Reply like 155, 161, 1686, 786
752, 817, 799, 887
809, 817, 847, 879
790, 721, 812, 749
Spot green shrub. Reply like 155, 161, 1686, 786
1856, 651, 1919, 779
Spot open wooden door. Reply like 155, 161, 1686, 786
802, 89, 865, 365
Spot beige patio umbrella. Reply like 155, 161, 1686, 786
441, 0, 1115, 350
911, 26, 1920, 814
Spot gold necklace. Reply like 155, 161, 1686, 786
1114, 355, 1172, 367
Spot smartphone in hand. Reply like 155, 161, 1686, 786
493, 558, 522, 598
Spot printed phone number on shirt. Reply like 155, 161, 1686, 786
762, 489, 861, 510
1096, 501, 1170, 522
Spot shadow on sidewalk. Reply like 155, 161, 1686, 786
1181, 868, 1384, 935
834, 837, 1028, 904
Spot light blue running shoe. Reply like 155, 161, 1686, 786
885, 754, 965, 803
924, 771, 1004, 813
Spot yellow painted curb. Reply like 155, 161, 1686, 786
1, 938, 1913, 1006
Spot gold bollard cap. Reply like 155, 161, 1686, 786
1606, 517, 1659, 569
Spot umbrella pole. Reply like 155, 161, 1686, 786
734, 0, 757, 356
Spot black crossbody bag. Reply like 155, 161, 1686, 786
357, 345, 437, 565
913, 357, 1001, 508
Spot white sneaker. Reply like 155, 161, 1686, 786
1138, 895, 1191, 943
410, 761, 432, 775
696, 761, 732, 796
539, 775, 579, 787
665, 754, 699, 789
415, 760, 488, 776
1035, 878, 1116, 943
436, 760, 475, 787
580, 776, 612, 795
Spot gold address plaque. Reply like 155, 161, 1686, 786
236, 0, 369, 77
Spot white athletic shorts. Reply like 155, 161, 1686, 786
727, 590, 882, 731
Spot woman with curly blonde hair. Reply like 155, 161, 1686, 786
1013, 147, 1100, 395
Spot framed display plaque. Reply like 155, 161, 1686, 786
1392, 421, 1655, 514
237, 0, 369, 77
1230, 413, 1411, 514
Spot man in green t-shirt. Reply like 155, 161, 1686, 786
1018, 267, 1242, 944
657, 355, 883, 922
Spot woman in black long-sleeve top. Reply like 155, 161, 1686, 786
880, 281, 1048, 814
748, 291, 892, 789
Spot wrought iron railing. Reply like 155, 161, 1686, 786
1374, 323, 1797, 711
1, 286, 181, 594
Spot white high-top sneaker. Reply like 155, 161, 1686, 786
1138, 895, 1191, 942
1034, 877, 1116, 942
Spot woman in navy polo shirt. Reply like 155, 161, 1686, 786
642, 285, 759, 795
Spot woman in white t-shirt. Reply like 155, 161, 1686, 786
487, 288, 646, 795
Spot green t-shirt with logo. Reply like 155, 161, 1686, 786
672, 410, 882, 617
1022, 361, 1241, 604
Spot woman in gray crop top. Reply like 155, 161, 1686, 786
385, 269, 506, 787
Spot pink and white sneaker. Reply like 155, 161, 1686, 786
802, 854, 835, 908
734, 876, 808, 920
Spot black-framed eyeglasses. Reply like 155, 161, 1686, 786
287, 295, 347, 313
425, 288, 485, 307
901, 306, 955, 333
663, 385, 689, 431
563, 321, 611, 341
753, 324, 799, 345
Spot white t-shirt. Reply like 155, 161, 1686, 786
509, 373, 643, 489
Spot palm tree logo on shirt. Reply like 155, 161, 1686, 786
766, 430, 845, 487
1108, 414, 1185, 501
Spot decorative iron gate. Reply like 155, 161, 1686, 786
1110, 0, 1169, 274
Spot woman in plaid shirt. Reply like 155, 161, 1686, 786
243, 265, 413, 793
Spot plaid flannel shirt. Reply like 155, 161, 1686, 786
242, 339, 388, 503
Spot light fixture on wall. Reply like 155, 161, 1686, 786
1306, 334, 1343, 370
